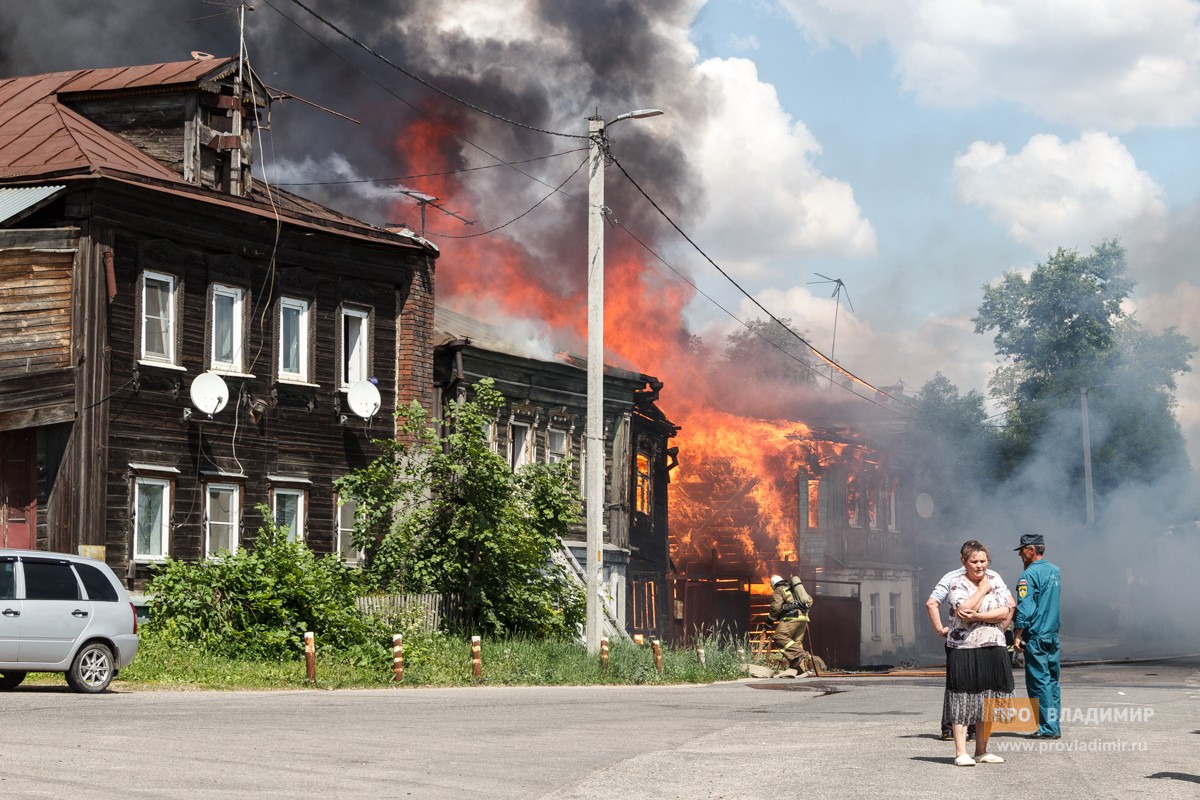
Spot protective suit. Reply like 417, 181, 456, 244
768, 575, 813, 671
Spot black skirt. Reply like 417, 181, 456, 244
946, 644, 1014, 694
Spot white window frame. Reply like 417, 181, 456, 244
869, 592, 881, 639
204, 483, 240, 556
340, 305, 371, 389
509, 422, 532, 470
133, 477, 171, 560
272, 488, 306, 543
889, 592, 901, 636
335, 494, 362, 566
210, 284, 245, 373
278, 297, 311, 383
141, 270, 177, 364
547, 428, 568, 464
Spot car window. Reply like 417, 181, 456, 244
75, 563, 120, 602
0, 561, 14, 600
23, 561, 81, 600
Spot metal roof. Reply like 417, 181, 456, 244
0, 184, 64, 225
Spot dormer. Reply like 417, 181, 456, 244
56, 55, 268, 197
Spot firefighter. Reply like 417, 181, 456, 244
768, 574, 814, 672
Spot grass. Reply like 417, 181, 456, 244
81, 628, 755, 691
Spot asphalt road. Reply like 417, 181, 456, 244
1, 658, 1197, 799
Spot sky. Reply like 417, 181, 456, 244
2, 0, 1199, 464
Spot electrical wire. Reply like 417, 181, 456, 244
273, 147, 587, 186
281, 0, 586, 140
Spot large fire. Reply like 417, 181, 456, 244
393, 118, 850, 579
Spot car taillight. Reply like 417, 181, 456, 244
130, 602, 138, 634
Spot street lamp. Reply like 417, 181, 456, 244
586, 108, 662, 654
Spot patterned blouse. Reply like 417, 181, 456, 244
946, 572, 1012, 650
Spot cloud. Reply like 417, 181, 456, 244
776, 0, 1200, 131
952, 131, 1168, 252
685, 57, 878, 278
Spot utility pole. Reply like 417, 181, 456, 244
1080, 386, 1095, 526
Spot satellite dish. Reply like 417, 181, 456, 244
346, 380, 381, 420
915, 492, 935, 519
190, 372, 229, 416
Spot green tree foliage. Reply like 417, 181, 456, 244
722, 317, 819, 387
911, 373, 999, 502
336, 379, 584, 639
972, 239, 1194, 488
145, 506, 384, 660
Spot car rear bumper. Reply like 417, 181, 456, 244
113, 634, 139, 669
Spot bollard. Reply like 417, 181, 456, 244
651, 638, 663, 673
600, 637, 610, 669
470, 635, 483, 678
304, 631, 316, 687
633, 633, 645, 646
737, 645, 746, 662
392, 634, 404, 683
696, 642, 706, 669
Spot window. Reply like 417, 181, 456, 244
336, 496, 361, 565
134, 477, 171, 560
547, 429, 568, 464
889, 592, 901, 636
631, 579, 657, 632
141, 271, 176, 363
867, 479, 879, 529
0, 561, 14, 600
807, 479, 821, 530
869, 592, 880, 639
340, 306, 370, 388
272, 488, 306, 542
76, 564, 119, 602
509, 422, 531, 469
23, 562, 79, 600
205, 483, 240, 556
634, 453, 651, 514
847, 473, 862, 527
279, 297, 310, 382
886, 479, 898, 532
210, 284, 244, 372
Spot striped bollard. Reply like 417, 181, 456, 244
304, 631, 316, 687
600, 637, 610, 669
471, 635, 483, 678
696, 642, 706, 668
651, 638, 663, 674
392, 634, 404, 682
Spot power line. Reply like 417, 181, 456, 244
608, 152, 916, 414
272, 147, 587, 187
281, 0, 586, 140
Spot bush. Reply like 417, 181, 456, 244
144, 505, 387, 660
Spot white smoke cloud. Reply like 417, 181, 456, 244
686, 56, 878, 278
952, 131, 1169, 253
775, 0, 1200, 131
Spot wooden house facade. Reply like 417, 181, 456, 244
0, 58, 437, 584
433, 308, 679, 640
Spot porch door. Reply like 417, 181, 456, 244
1, 429, 36, 549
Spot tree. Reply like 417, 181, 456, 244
722, 317, 820, 388
335, 380, 584, 639
972, 239, 1193, 490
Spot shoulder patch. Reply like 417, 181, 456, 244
1016, 579, 1027, 600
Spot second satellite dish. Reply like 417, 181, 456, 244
190, 372, 230, 416
346, 380, 381, 419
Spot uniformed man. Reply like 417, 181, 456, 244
767, 574, 813, 672
1013, 533, 1061, 739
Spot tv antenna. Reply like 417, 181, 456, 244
807, 273, 854, 387
394, 189, 473, 238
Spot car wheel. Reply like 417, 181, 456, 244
0, 671, 26, 690
66, 643, 115, 693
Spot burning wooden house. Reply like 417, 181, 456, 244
0, 57, 437, 580
668, 397, 925, 668
433, 307, 679, 640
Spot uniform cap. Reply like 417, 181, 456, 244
1014, 533, 1045, 550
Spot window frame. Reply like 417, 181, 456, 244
278, 296, 312, 383
204, 482, 241, 557
869, 592, 881, 639
272, 487, 307, 543
209, 283, 246, 373
546, 428, 568, 465
634, 452, 651, 515
140, 270, 177, 365
509, 421, 532, 470
133, 476, 172, 561
339, 304, 372, 389
335, 494, 362, 566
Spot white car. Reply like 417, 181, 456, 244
0, 549, 139, 693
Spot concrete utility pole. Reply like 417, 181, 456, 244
1081, 385, 1095, 526
585, 108, 662, 654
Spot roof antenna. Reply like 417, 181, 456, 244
807, 272, 854, 389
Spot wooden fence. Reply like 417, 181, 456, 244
356, 593, 465, 633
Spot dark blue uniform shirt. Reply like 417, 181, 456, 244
1015, 559, 1060, 639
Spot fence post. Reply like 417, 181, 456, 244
651, 638, 663, 674
600, 637, 609, 669
471, 635, 483, 679
392, 634, 404, 683
696, 641, 706, 668
304, 631, 316, 687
